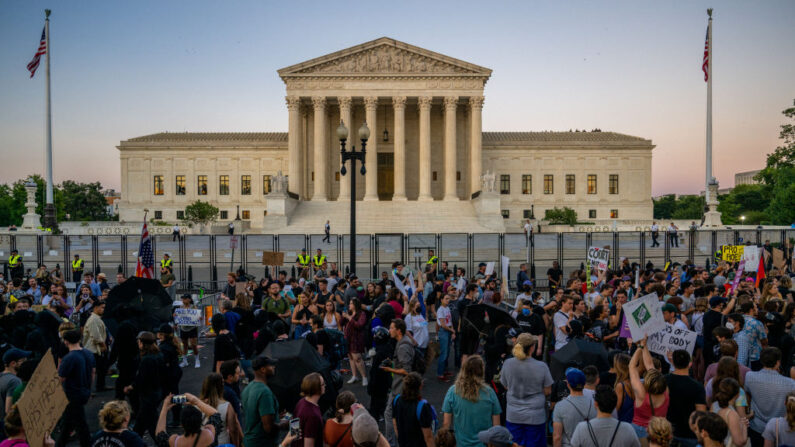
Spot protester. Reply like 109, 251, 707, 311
343, 298, 368, 386
91, 401, 145, 447
646, 417, 673, 447
570, 385, 640, 447
177, 294, 201, 369
553, 367, 597, 447
2, 405, 55, 447
154, 393, 220, 447
199, 373, 243, 446
392, 372, 435, 447
220, 359, 244, 427
82, 300, 110, 391
241, 356, 281, 447
710, 378, 748, 447
762, 392, 795, 446
323, 391, 356, 447
629, 338, 669, 444
745, 347, 795, 446
442, 356, 502, 447
124, 331, 164, 441
665, 350, 707, 446
56, 329, 94, 447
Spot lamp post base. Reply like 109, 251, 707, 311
44, 203, 58, 232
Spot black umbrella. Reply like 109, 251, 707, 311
105, 277, 174, 333
463, 303, 518, 333
549, 338, 609, 380
262, 339, 338, 413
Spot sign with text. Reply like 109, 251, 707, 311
17, 350, 68, 447
621, 293, 665, 340
721, 245, 744, 262
743, 246, 760, 272
648, 323, 698, 356
174, 308, 202, 326
261, 251, 285, 266
587, 246, 610, 270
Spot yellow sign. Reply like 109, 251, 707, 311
721, 245, 744, 262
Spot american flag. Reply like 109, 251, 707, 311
27, 27, 46, 78
136, 222, 155, 278
702, 25, 710, 82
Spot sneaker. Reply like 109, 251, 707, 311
347, 376, 358, 384
179, 358, 189, 368
194, 358, 201, 368
362, 378, 368, 387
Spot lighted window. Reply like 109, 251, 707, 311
609, 174, 619, 194
521, 175, 532, 194
241, 175, 251, 195
500, 175, 510, 194
242, 210, 250, 220
175, 175, 186, 195
219, 175, 229, 195
197, 176, 208, 195
610, 209, 618, 218
263, 175, 272, 194
587, 175, 597, 194
565, 175, 575, 195
153, 176, 164, 196
589, 209, 597, 219
544, 175, 553, 194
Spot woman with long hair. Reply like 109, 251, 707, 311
647, 417, 673, 447
613, 353, 635, 424
706, 357, 749, 422
343, 298, 368, 385
199, 373, 243, 446
392, 372, 435, 447
92, 400, 145, 446
291, 292, 318, 339
762, 391, 795, 446
323, 391, 356, 447
629, 338, 669, 446
323, 299, 341, 331
442, 355, 501, 447
711, 378, 748, 447
154, 393, 220, 447
293, 373, 326, 447
405, 298, 429, 355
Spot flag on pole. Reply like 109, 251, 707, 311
135, 222, 155, 278
27, 27, 47, 78
702, 26, 710, 82
755, 253, 765, 288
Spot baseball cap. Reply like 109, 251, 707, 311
523, 280, 533, 287
478, 426, 514, 447
565, 367, 586, 390
661, 303, 678, 313
709, 296, 728, 308
351, 406, 380, 446
3, 348, 32, 365
252, 356, 278, 370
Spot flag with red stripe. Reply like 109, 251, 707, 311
135, 222, 155, 278
702, 26, 709, 82
27, 27, 46, 78
755, 252, 765, 287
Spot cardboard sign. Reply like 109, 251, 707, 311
261, 251, 285, 266
721, 245, 744, 262
235, 281, 247, 297
773, 248, 787, 271
742, 246, 760, 272
621, 293, 665, 340
17, 350, 68, 447
587, 246, 610, 270
648, 323, 698, 356
174, 308, 202, 326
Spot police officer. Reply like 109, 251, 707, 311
160, 253, 172, 270
313, 249, 326, 271
296, 248, 311, 280
71, 254, 84, 282
426, 249, 438, 268
7, 249, 23, 280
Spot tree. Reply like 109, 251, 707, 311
183, 200, 219, 227
653, 195, 677, 219
717, 184, 769, 224
757, 100, 795, 225
653, 195, 703, 220
59, 181, 110, 221
544, 207, 578, 225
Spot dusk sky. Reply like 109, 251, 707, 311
1, 1, 793, 196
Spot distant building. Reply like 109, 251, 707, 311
103, 189, 121, 216
735, 169, 761, 186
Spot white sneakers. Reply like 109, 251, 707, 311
179, 358, 189, 368
194, 358, 201, 368
362, 378, 368, 387
347, 376, 358, 384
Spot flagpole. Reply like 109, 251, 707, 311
43, 9, 56, 231
705, 8, 713, 204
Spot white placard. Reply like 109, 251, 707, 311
501, 256, 510, 280
224, 253, 232, 258
174, 308, 202, 326
648, 323, 698, 356
587, 246, 610, 270
393, 270, 408, 297
48, 250, 58, 256
449, 251, 458, 257
484, 262, 495, 276
65, 282, 76, 289
287, 251, 296, 257
743, 246, 760, 272
193, 252, 203, 257
102, 250, 112, 255
24, 252, 33, 257
621, 292, 665, 340
255, 251, 263, 257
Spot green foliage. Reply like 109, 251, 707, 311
59, 181, 109, 221
653, 195, 704, 220
0, 175, 111, 226
717, 184, 769, 224
183, 200, 219, 226
544, 207, 578, 225
757, 101, 795, 225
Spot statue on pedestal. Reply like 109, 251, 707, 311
481, 170, 496, 193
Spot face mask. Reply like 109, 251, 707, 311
522, 308, 531, 316
726, 322, 735, 331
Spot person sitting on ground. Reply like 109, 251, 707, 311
154, 393, 220, 447
91, 400, 145, 447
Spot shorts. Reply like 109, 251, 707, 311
506, 421, 546, 447
632, 423, 648, 439
180, 328, 198, 340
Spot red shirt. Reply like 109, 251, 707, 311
389, 300, 404, 319
293, 398, 323, 446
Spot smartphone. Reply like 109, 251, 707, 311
289, 418, 300, 437
171, 394, 187, 405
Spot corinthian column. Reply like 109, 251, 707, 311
469, 96, 484, 197
286, 96, 303, 198
443, 96, 458, 201
392, 96, 407, 201
363, 96, 379, 201
312, 96, 328, 201
337, 97, 352, 201
417, 97, 433, 201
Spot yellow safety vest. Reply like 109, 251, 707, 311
8, 255, 21, 268
161, 258, 172, 268
426, 256, 438, 265
298, 254, 310, 266
313, 255, 326, 267
72, 259, 84, 271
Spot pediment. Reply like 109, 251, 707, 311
278, 37, 492, 78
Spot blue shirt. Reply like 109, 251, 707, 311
59, 348, 95, 404
224, 311, 241, 335
742, 315, 767, 362
733, 331, 752, 367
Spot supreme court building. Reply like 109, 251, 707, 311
117, 38, 654, 233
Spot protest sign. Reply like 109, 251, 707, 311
648, 323, 698, 356
393, 270, 408, 297
17, 350, 68, 447
587, 246, 610, 270
174, 308, 202, 326
235, 281, 247, 297
621, 292, 665, 340
619, 314, 632, 339
501, 256, 510, 280
730, 260, 745, 293
721, 245, 744, 262
742, 246, 760, 272
261, 251, 285, 266
773, 248, 787, 271
484, 262, 495, 277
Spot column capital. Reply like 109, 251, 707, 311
286, 96, 301, 111
418, 96, 433, 111
338, 96, 352, 110
443, 96, 459, 111
392, 96, 407, 110
311, 96, 326, 110
468, 96, 485, 110
364, 96, 379, 111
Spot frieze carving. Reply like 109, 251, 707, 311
285, 78, 483, 90
295, 45, 477, 75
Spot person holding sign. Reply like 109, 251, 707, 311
629, 337, 669, 444
177, 295, 201, 370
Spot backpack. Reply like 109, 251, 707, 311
411, 346, 427, 375
324, 328, 348, 365
392, 394, 439, 434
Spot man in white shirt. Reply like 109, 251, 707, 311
650, 221, 660, 247
554, 296, 574, 351
171, 224, 180, 241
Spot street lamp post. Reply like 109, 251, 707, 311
338, 121, 369, 275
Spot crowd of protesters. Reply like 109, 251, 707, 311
0, 240, 794, 447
